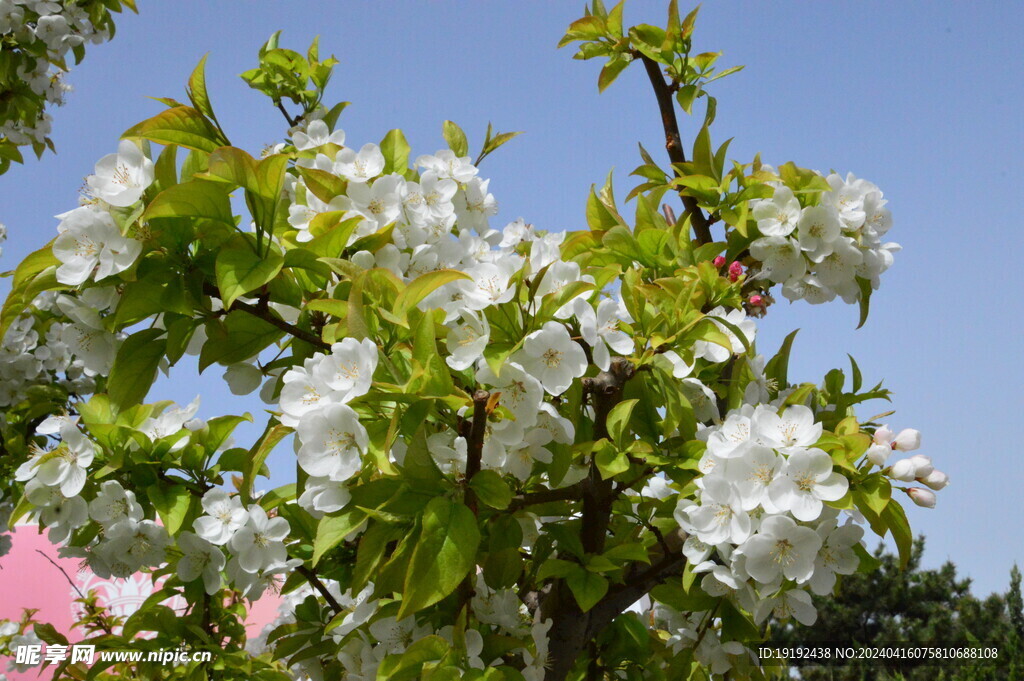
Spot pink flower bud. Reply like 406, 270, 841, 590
909, 454, 933, 478
866, 444, 891, 467
920, 469, 949, 491
907, 487, 936, 509
749, 295, 764, 307
894, 428, 921, 452
713, 256, 727, 268
728, 261, 744, 282
888, 458, 917, 482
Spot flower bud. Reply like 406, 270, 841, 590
749, 294, 764, 307
908, 454, 933, 478
713, 256, 726, 268
893, 428, 921, 452
907, 487, 936, 508
866, 443, 891, 467
888, 458, 917, 482
873, 425, 895, 447
920, 469, 949, 491
728, 261, 744, 282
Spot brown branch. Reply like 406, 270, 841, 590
202, 282, 330, 352
275, 99, 298, 127
509, 481, 586, 511
37, 550, 115, 636
296, 565, 342, 615
637, 54, 713, 246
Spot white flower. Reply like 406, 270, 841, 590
26, 482, 87, 544
821, 172, 873, 230
812, 236, 863, 287
228, 506, 290, 573
681, 378, 719, 424
655, 350, 694, 379
88, 480, 143, 527
706, 408, 758, 460
53, 206, 141, 285
139, 396, 200, 449
716, 445, 782, 512
287, 189, 331, 242
292, 120, 345, 150
752, 186, 801, 237
298, 476, 353, 517
754, 405, 822, 449
679, 478, 752, 545
193, 489, 248, 545
16, 422, 95, 496
105, 518, 171, 568
740, 515, 822, 583
177, 531, 225, 595
694, 306, 756, 363
86, 139, 154, 207
446, 312, 489, 371
403, 171, 457, 225
920, 469, 949, 491
768, 447, 848, 521
499, 218, 534, 248
314, 338, 378, 400
296, 403, 368, 481
347, 174, 404, 231
796, 205, 842, 262
750, 236, 806, 283
416, 149, 479, 183
808, 521, 863, 595
454, 177, 498, 234
335, 143, 385, 183
753, 588, 817, 626
873, 425, 921, 452
518, 322, 588, 396
475, 361, 544, 427
576, 298, 633, 371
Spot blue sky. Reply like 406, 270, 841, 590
1, 1, 1022, 596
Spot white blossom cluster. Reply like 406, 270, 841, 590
656, 401, 944, 674
0, 289, 118, 409
0, 0, 113, 147
749, 173, 900, 305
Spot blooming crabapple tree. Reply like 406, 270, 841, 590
0, 0, 137, 175
0, 3, 950, 681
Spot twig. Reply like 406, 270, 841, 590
37, 550, 115, 636
275, 100, 298, 127
637, 54, 713, 246
296, 565, 342, 615
202, 282, 330, 352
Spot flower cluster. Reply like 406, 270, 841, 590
0, 290, 115, 409
0, 0, 127, 171
655, 400, 944, 671
749, 173, 900, 305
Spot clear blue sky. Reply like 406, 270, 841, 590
1, 1, 1021, 596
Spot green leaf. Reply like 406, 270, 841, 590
313, 507, 366, 565
107, 329, 166, 412
594, 440, 629, 479
856, 276, 873, 329
149, 484, 193, 535
856, 473, 891, 516
443, 120, 469, 158
882, 501, 913, 570
765, 329, 799, 391
122, 106, 226, 153
198, 312, 284, 370
412, 310, 454, 396
215, 237, 284, 308
144, 180, 234, 226
566, 568, 609, 613
380, 129, 411, 175
393, 269, 472, 324
399, 498, 480, 618
243, 423, 292, 503
606, 399, 638, 449
469, 470, 512, 510
187, 54, 221, 130
598, 55, 630, 92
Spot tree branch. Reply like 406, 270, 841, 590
637, 54, 713, 246
296, 565, 342, 615
509, 480, 586, 511
202, 282, 330, 352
